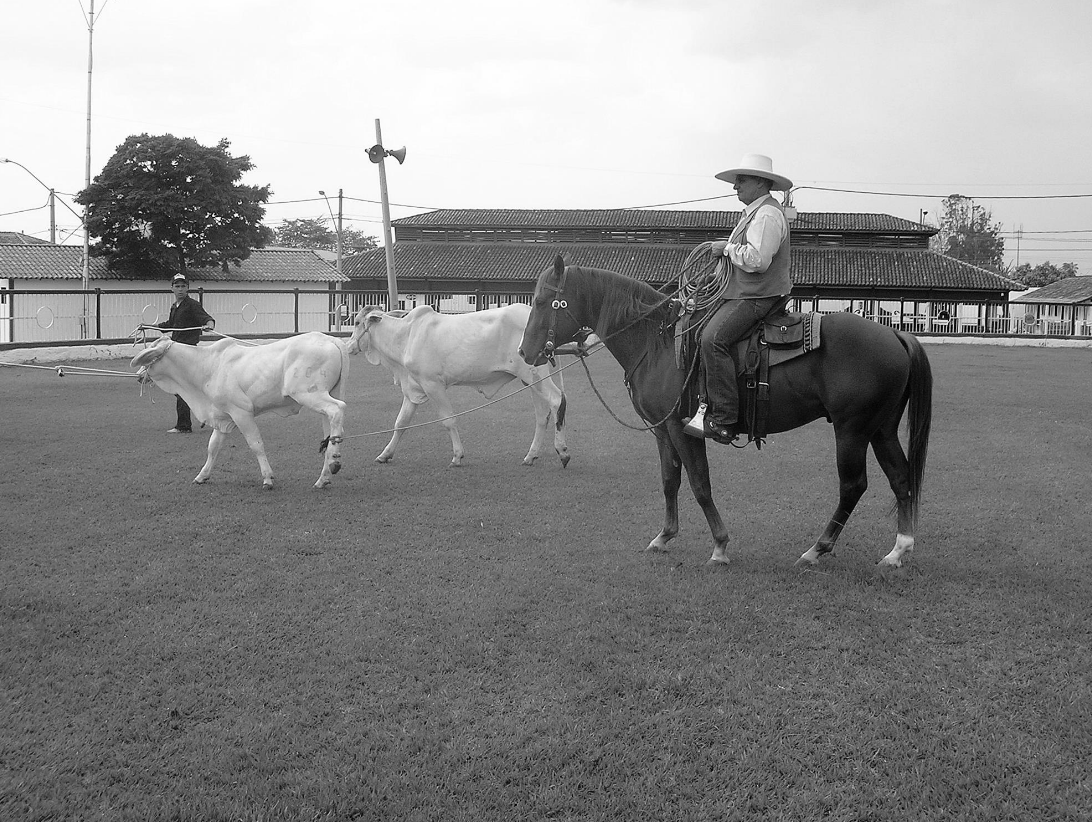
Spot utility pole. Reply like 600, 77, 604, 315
375, 119, 398, 312
81, 0, 97, 338
336, 188, 344, 277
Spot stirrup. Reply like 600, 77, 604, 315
683, 402, 707, 438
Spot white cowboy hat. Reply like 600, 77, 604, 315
714, 153, 793, 191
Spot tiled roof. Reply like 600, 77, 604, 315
0, 231, 52, 245
0, 244, 346, 283
342, 242, 1016, 292
393, 209, 931, 234
1011, 276, 1092, 304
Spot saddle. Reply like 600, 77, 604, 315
676, 305, 822, 446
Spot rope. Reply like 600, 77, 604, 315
341, 353, 594, 440
0, 360, 142, 378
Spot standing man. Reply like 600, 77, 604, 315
156, 273, 215, 433
690, 153, 793, 445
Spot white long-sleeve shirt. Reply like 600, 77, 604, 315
724, 194, 789, 273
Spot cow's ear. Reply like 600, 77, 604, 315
365, 312, 382, 328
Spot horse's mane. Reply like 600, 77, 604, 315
573, 266, 673, 343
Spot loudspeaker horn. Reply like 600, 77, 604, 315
388, 146, 407, 165
367, 144, 385, 164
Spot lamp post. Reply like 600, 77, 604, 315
368, 119, 406, 312
0, 158, 71, 242
919, 209, 929, 225
318, 189, 343, 277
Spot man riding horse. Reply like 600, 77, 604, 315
690, 153, 794, 445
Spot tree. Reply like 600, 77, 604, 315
1009, 261, 1079, 288
76, 134, 273, 278
272, 218, 378, 254
930, 195, 1006, 272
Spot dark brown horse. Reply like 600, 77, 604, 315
519, 256, 932, 568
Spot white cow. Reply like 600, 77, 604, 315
131, 332, 348, 489
346, 304, 569, 467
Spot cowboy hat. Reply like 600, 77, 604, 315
715, 153, 793, 191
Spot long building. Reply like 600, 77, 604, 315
342, 209, 1020, 315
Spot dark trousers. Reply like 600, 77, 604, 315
700, 296, 782, 425
175, 395, 192, 432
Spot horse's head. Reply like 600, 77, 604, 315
519, 255, 589, 366
346, 306, 385, 363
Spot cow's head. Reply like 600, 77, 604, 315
130, 337, 174, 383
346, 306, 386, 364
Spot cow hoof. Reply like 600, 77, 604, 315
330, 461, 341, 475
263, 482, 275, 491
559, 452, 571, 469
193, 477, 207, 485
314, 479, 331, 489
375, 454, 393, 464
521, 456, 537, 467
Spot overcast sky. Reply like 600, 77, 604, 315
3, 0, 1090, 272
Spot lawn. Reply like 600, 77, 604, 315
1, 342, 1090, 821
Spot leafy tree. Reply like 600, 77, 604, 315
76, 134, 273, 278
1009, 260, 1079, 288
273, 218, 333, 249
929, 195, 1006, 272
272, 217, 378, 254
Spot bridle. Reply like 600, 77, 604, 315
533, 263, 698, 432
537, 263, 593, 365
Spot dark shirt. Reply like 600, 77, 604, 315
160, 296, 214, 345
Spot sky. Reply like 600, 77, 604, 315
3, 0, 1092, 273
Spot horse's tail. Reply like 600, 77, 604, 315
897, 331, 932, 524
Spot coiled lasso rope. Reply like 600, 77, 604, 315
677, 241, 731, 313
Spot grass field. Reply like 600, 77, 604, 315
1, 342, 1090, 821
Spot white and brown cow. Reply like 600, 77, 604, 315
346, 304, 569, 467
131, 332, 348, 489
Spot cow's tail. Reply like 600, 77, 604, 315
335, 337, 350, 400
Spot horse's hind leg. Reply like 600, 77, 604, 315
798, 430, 869, 566
870, 426, 916, 568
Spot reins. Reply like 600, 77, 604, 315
544, 249, 718, 432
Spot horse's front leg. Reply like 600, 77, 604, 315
674, 432, 732, 565
646, 430, 682, 553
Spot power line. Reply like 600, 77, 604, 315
793, 185, 1092, 200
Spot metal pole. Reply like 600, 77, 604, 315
48, 189, 56, 243
82, 0, 95, 338
375, 118, 398, 312
336, 188, 344, 277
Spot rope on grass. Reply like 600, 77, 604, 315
341, 348, 599, 440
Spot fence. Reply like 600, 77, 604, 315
1, 286, 1088, 347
